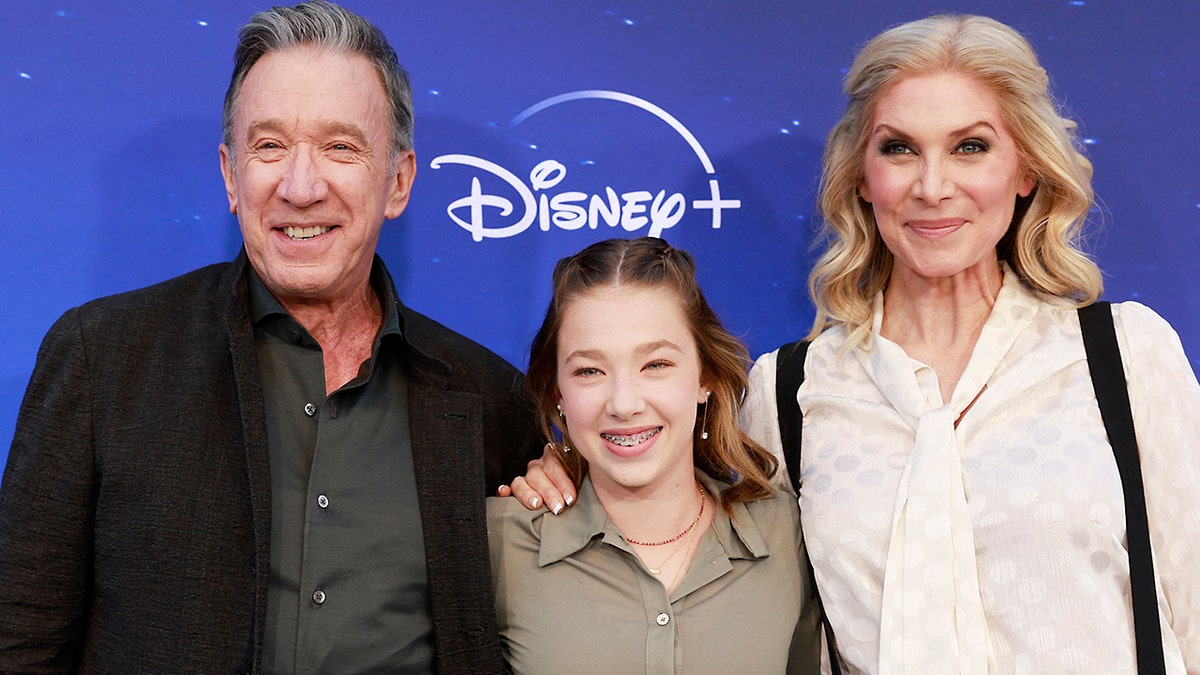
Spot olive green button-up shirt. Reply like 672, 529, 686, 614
488, 470, 822, 674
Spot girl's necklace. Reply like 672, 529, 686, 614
626, 481, 706, 547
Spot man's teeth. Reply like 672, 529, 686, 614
284, 225, 332, 240
601, 427, 662, 447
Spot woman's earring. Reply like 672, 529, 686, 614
700, 391, 711, 441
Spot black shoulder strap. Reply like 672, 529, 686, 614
774, 339, 843, 674
775, 339, 810, 492
1078, 301, 1166, 674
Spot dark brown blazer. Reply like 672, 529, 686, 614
0, 253, 540, 673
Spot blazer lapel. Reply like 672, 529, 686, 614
408, 384, 504, 671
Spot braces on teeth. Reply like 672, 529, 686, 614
601, 427, 661, 447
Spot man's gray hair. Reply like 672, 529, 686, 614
221, 0, 413, 157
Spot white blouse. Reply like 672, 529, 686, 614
744, 272, 1200, 674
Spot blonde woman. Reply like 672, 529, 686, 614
741, 14, 1200, 673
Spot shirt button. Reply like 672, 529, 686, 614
312, 589, 326, 605
655, 612, 670, 626
317, 494, 329, 509
304, 402, 317, 416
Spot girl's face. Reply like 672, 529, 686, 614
555, 284, 708, 498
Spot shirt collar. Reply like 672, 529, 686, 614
245, 255, 403, 344
868, 261, 1048, 337
536, 469, 773, 568
862, 261, 1049, 415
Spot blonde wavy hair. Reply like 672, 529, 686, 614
809, 14, 1102, 346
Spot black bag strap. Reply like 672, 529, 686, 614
774, 339, 842, 675
775, 339, 810, 493
1078, 301, 1166, 673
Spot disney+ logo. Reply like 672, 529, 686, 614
431, 90, 741, 242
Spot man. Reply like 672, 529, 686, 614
0, 2, 539, 672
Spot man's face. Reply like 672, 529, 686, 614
219, 45, 415, 307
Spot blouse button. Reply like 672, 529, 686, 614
655, 612, 670, 626
317, 494, 329, 509
312, 589, 326, 606
304, 402, 317, 416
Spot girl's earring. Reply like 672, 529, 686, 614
556, 405, 571, 452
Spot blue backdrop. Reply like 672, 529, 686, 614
3, 1, 1198, 464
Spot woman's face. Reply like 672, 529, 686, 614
859, 71, 1034, 283
555, 284, 708, 498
